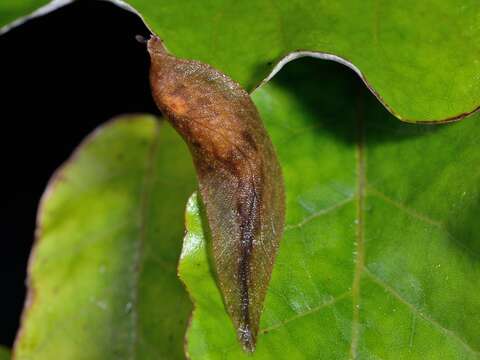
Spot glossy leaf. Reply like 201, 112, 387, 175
179, 59, 480, 359
123, 0, 480, 122
14, 115, 196, 359
0, 0, 53, 34
2, 0, 479, 121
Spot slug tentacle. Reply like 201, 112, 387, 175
147, 35, 285, 352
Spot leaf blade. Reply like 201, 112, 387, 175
180, 58, 480, 359
14, 115, 197, 359
123, 0, 480, 122
3, 0, 479, 121
0, 346, 10, 360
0, 0, 66, 35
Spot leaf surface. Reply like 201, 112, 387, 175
14, 115, 196, 359
0, 346, 10, 360
122, 0, 480, 122
179, 59, 480, 359
0, 0, 52, 34
2, 0, 479, 121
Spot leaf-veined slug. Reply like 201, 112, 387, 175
147, 35, 285, 352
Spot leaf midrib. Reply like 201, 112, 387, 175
349, 91, 367, 359
257, 91, 479, 358
258, 189, 480, 356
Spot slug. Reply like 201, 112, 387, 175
147, 35, 285, 352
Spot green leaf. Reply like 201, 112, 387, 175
179, 59, 480, 359
123, 0, 480, 122
14, 115, 196, 359
0, 0, 51, 34
3, 0, 478, 121
0, 346, 10, 360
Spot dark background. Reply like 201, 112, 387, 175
0, 0, 155, 346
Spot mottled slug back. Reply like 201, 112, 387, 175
148, 36, 285, 352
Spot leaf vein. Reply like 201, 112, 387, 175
259, 291, 351, 334
284, 196, 354, 231
367, 186, 442, 227
367, 186, 480, 258
364, 268, 480, 356
350, 89, 367, 360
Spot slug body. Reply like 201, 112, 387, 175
148, 36, 285, 351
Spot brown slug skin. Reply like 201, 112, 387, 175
148, 36, 285, 352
